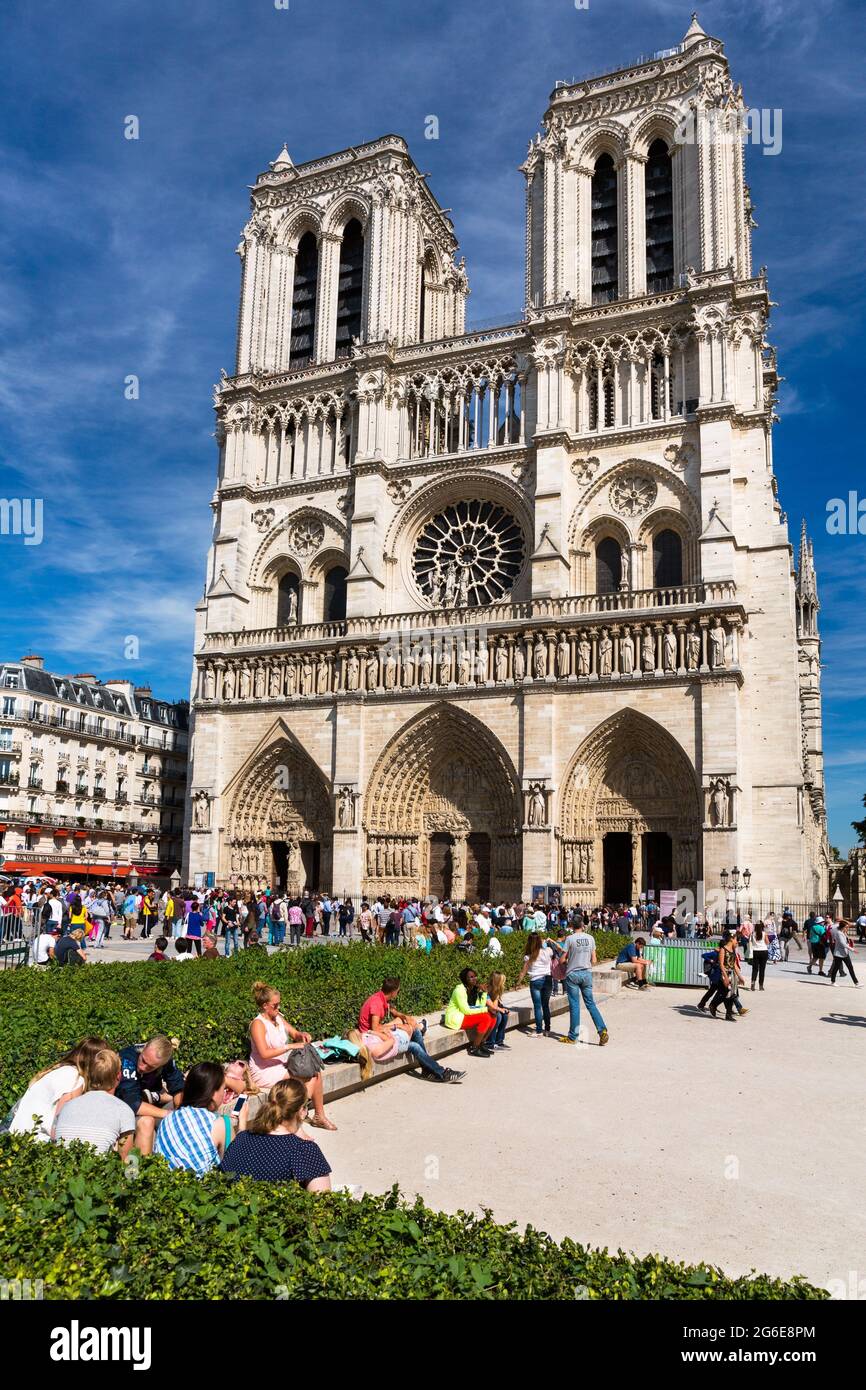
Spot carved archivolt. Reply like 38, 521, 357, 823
363, 704, 521, 839
248, 506, 349, 587
558, 708, 701, 843
225, 734, 332, 848
569, 457, 700, 550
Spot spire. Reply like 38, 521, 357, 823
682, 12, 708, 47
270, 143, 293, 171
797, 520, 818, 602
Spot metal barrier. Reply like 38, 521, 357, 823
0, 910, 32, 971
644, 939, 721, 987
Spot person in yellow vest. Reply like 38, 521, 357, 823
139, 888, 158, 941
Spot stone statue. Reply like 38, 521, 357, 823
203, 667, 215, 700
384, 648, 398, 689
642, 630, 656, 672
476, 645, 489, 683
450, 837, 464, 884
459, 644, 473, 685
285, 588, 298, 625
420, 645, 433, 685
316, 658, 329, 694
287, 838, 302, 877
711, 778, 730, 827
556, 634, 570, 679
528, 783, 546, 826
367, 843, 376, 876
193, 791, 210, 830
285, 660, 297, 697
578, 636, 591, 677
443, 562, 457, 607
598, 630, 612, 677
254, 664, 265, 699
563, 843, 573, 881
430, 567, 444, 607
440, 642, 453, 685
663, 625, 677, 673
222, 667, 236, 700
301, 658, 313, 695
686, 626, 700, 672
495, 642, 508, 683
270, 664, 282, 697
620, 628, 634, 675
346, 652, 360, 691
533, 637, 547, 679
365, 651, 379, 689
512, 643, 526, 681
710, 622, 727, 669
457, 567, 470, 609
239, 666, 251, 699
338, 787, 354, 828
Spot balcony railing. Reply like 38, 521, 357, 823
201, 582, 738, 654
0, 809, 162, 835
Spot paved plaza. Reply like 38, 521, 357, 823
316, 957, 865, 1291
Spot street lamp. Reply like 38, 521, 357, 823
720, 865, 751, 926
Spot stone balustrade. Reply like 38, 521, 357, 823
200, 581, 737, 655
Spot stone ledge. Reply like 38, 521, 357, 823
320, 964, 623, 1101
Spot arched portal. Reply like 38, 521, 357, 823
223, 733, 332, 894
363, 704, 521, 902
558, 709, 701, 906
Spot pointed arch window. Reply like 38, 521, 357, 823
591, 154, 619, 305
653, 529, 683, 588
335, 219, 364, 358
645, 139, 674, 294
596, 537, 623, 594
290, 232, 319, 368
277, 572, 300, 627
323, 565, 348, 622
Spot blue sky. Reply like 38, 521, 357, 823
0, 0, 864, 849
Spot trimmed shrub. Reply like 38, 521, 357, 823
0, 1135, 827, 1300
0, 932, 624, 1113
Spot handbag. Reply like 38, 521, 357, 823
284, 1042, 325, 1080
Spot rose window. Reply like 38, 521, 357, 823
413, 500, 525, 608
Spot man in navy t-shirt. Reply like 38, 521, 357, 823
615, 937, 650, 989
117, 1038, 185, 1153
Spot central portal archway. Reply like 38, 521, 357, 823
363, 704, 521, 902
559, 709, 701, 906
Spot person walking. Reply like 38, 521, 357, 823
828, 920, 862, 987
338, 897, 354, 938
554, 920, 609, 1046
516, 932, 554, 1036
749, 923, 770, 991
807, 916, 829, 976
705, 931, 738, 1020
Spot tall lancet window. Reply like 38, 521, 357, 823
335, 219, 364, 358
645, 139, 674, 293
591, 154, 619, 305
290, 231, 319, 367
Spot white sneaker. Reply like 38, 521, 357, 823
831, 981, 840, 987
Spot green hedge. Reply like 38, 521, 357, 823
0, 1134, 826, 1300
0, 932, 624, 1113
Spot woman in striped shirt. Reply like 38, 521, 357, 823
154, 1063, 234, 1175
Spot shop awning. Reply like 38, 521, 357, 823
72, 830, 87, 839
25, 827, 43, 835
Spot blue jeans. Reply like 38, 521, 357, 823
224, 927, 239, 957
407, 1027, 445, 1079
529, 975, 552, 1033
565, 969, 606, 1041
491, 1008, 510, 1046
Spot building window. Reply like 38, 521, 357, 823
31, 701, 43, 721
118, 723, 127, 739
335, 219, 364, 358
0, 727, 12, 752
645, 139, 674, 294
591, 153, 619, 305
3, 673, 19, 688
277, 572, 300, 627
1, 696, 16, 717
28, 763, 41, 788
57, 708, 68, 728
323, 565, 348, 622
596, 537, 623, 594
94, 716, 104, 735
653, 530, 683, 588
290, 231, 319, 367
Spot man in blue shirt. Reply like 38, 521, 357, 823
615, 937, 650, 989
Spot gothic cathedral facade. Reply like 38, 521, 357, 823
184, 17, 829, 910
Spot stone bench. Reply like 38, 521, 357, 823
320, 963, 623, 1101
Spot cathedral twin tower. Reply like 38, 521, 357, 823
184, 15, 829, 911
